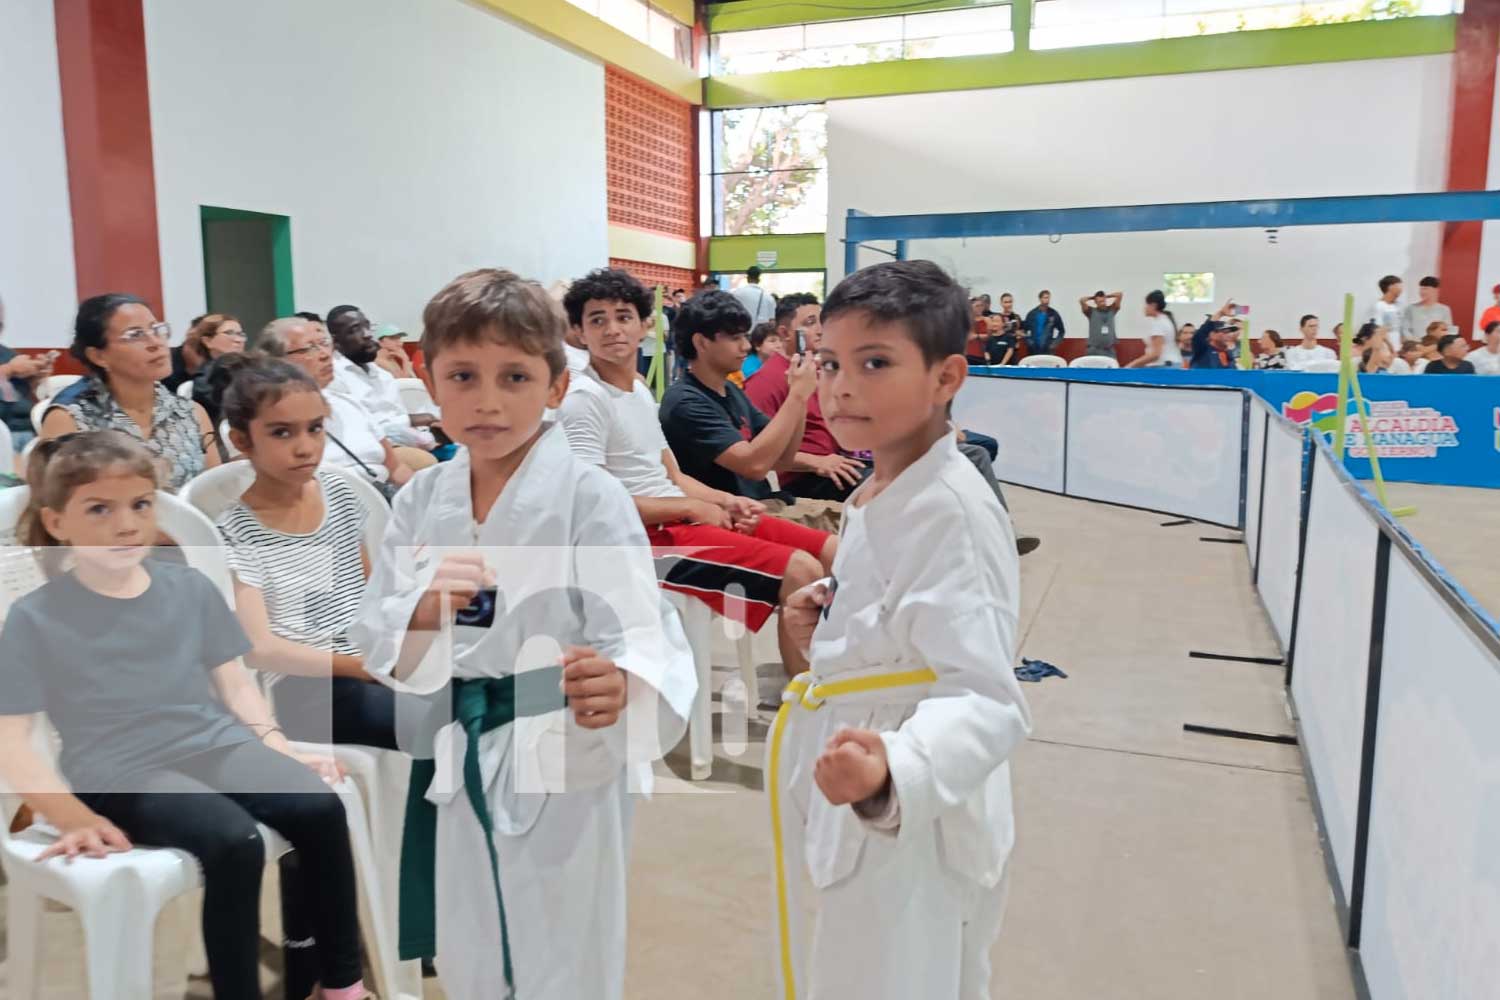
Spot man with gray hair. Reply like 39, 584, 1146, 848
257, 316, 416, 485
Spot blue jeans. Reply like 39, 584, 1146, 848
961, 430, 998, 462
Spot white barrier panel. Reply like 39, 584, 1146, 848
1359, 554, 1500, 1000
1244, 399, 1268, 575
1290, 447, 1381, 901
953, 376, 1066, 493
1065, 383, 1245, 527
1256, 415, 1304, 650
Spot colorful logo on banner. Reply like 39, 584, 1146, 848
1282, 391, 1460, 459
1494, 407, 1500, 453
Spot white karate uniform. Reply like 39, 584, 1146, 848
771, 429, 1032, 1000
351, 424, 696, 1000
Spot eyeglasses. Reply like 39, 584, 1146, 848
117, 322, 171, 346
286, 336, 333, 357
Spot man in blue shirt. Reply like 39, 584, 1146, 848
1190, 301, 1243, 369
1023, 290, 1065, 355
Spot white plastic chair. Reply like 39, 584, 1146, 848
179, 464, 417, 998
1303, 359, 1343, 373
34, 374, 81, 401
1070, 355, 1119, 369
0, 422, 11, 475
1019, 354, 1066, 368
665, 592, 762, 781
394, 377, 437, 416
175, 380, 195, 400
0, 488, 396, 999
30, 398, 49, 434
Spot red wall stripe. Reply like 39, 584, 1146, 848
1438, 0, 1500, 339
53, 0, 164, 315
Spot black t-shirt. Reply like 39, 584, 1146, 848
659, 371, 773, 500
0, 560, 256, 793
1424, 359, 1476, 374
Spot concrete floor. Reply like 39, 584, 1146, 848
1382, 482, 1500, 617
0, 486, 1358, 999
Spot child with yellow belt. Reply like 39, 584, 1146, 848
771, 260, 1033, 1000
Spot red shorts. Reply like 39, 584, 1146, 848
648, 516, 830, 632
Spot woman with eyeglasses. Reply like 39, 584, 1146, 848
165, 313, 246, 393
39, 294, 220, 491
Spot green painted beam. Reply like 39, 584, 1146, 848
708, 0, 1005, 33
709, 233, 827, 273
705, 15, 1455, 108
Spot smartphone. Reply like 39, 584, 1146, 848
1230, 304, 1251, 317
796, 331, 808, 355
456, 588, 498, 629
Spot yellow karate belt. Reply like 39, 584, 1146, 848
766, 667, 938, 1000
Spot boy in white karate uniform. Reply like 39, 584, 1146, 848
771, 260, 1033, 1000
350, 269, 696, 1000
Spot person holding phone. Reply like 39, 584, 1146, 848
1189, 300, 1243, 369
0, 295, 59, 457
745, 292, 868, 500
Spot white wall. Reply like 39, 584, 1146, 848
143, 0, 609, 336
0, 0, 78, 348
828, 56, 1455, 342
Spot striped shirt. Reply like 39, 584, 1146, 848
215, 472, 368, 688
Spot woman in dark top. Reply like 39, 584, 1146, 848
0, 432, 371, 1000
165, 313, 245, 392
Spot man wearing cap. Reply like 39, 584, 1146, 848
1080, 289, 1123, 358
374, 323, 417, 379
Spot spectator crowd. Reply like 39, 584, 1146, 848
959, 273, 1500, 376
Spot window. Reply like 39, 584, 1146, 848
710, 4, 1013, 76
710, 105, 828, 236
1164, 272, 1216, 304
1031, 0, 1463, 51
566, 0, 694, 67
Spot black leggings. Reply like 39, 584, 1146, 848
83, 740, 361, 1000
272, 675, 401, 751
272, 675, 403, 996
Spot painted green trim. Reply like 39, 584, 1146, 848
473, 0, 702, 104
705, 15, 1455, 108
199, 205, 295, 319
271, 217, 295, 317
708, 0, 1004, 33
709, 233, 827, 273
1011, 0, 1030, 54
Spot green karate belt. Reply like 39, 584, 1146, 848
398, 669, 567, 984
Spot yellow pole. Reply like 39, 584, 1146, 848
647, 285, 667, 402
1345, 370, 1416, 517
1333, 294, 1354, 458
1238, 317, 1254, 370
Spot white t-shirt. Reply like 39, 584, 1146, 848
330, 353, 434, 448
1145, 314, 1180, 366
563, 342, 590, 376
556, 367, 683, 499
1368, 299, 1407, 352
731, 283, 776, 325
1468, 345, 1500, 375
1284, 344, 1336, 371
323, 391, 389, 482
1388, 357, 1414, 375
